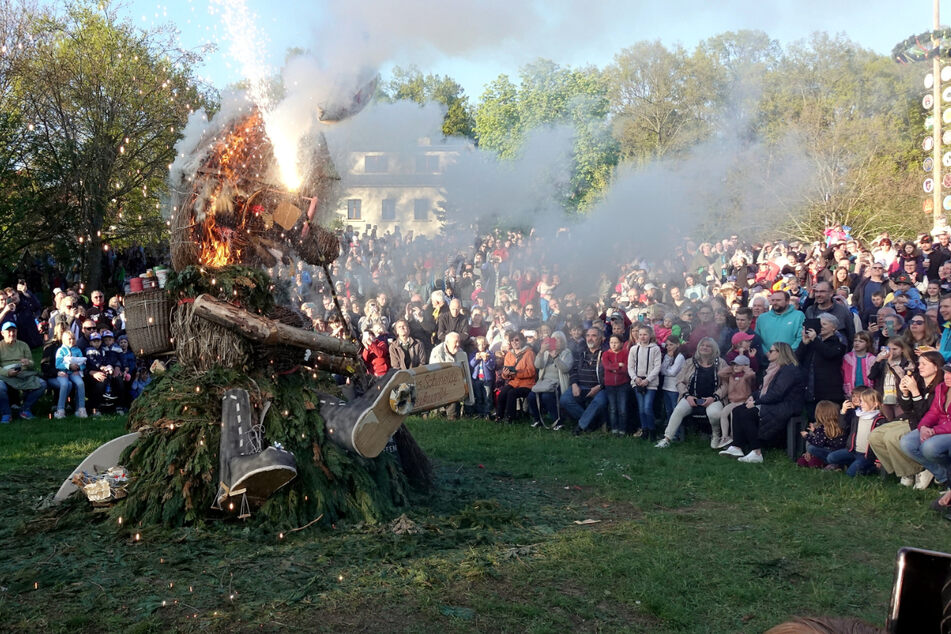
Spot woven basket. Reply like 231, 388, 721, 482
125, 289, 174, 356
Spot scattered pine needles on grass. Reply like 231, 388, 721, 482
0, 414, 948, 632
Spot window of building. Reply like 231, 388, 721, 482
415, 154, 439, 172
347, 199, 362, 220
413, 198, 430, 221
381, 198, 396, 221
364, 155, 388, 173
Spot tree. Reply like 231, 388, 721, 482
378, 65, 475, 138
12, 1, 211, 289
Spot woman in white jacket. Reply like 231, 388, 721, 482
628, 325, 662, 441
529, 331, 574, 429
659, 335, 686, 440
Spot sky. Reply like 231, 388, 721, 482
122, 0, 942, 100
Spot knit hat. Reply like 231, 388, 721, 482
732, 354, 751, 366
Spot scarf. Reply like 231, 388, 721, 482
761, 362, 782, 396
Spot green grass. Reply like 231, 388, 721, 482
0, 414, 945, 632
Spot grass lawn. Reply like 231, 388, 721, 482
0, 413, 946, 632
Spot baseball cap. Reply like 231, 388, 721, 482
53, 287, 64, 296
732, 354, 751, 366
893, 273, 914, 286
89, 332, 101, 341
102, 330, 114, 338
731, 332, 755, 346
610, 311, 624, 320
1, 322, 15, 332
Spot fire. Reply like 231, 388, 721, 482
198, 214, 236, 268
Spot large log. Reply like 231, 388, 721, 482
192, 294, 360, 358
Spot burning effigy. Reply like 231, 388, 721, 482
60, 84, 472, 529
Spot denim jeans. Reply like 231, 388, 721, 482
662, 390, 681, 439
48, 373, 86, 411
0, 380, 46, 416
559, 388, 607, 431
634, 388, 657, 431
604, 384, 629, 433
826, 448, 876, 477
806, 444, 832, 463
527, 390, 559, 424
900, 430, 951, 485
471, 378, 492, 416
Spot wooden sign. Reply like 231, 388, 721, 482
273, 202, 303, 230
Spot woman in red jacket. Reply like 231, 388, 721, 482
601, 333, 631, 435
361, 330, 391, 377
900, 364, 951, 507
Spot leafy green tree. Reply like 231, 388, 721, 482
379, 65, 475, 138
12, 1, 211, 289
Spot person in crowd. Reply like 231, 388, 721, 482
0, 287, 42, 349
561, 327, 606, 435
797, 400, 847, 468
924, 280, 942, 311
430, 331, 468, 420
360, 326, 390, 378
495, 331, 536, 423
469, 336, 496, 420
721, 342, 804, 463
869, 337, 915, 420
825, 386, 886, 476
755, 290, 804, 352
83, 331, 117, 415
529, 331, 572, 429
797, 313, 847, 417
900, 362, 951, 510
870, 350, 945, 488
600, 333, 630, 435
901, 313, 939, 354
389, 320, 426, 370
0, 322, 46, 422
717, 354, 756, 450
628, 324, 661, 440
658, 335, 686, 435
52, 329, 87, 419
655, 337, 725, 449
852, 261, 891, 323
804, 281, 854, 346
682, 304, 721, 357
436, 298, 470, 347
841, 331, 874, 399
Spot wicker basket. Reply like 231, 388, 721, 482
125, 289, 174, 356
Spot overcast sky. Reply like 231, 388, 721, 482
124, 0, 940, 98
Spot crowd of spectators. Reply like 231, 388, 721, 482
8, 221, 951, 516
290, 221, 951, 517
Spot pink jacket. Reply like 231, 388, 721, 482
918, 382, 951, 435
841, 352, 874, 398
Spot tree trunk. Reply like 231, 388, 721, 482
191, 293, 361, 358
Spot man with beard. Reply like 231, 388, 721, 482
755, 290, 805, 351
560, 328, 606, 435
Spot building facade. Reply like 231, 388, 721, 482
334, 137, 470, 238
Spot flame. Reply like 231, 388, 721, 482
198, 214, 234, 268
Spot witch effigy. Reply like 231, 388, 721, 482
55, 85, 473, 528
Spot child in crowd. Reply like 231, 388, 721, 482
469, 336, 495, 418
725, 332, 760, 372
716, 354, 756, 449
841, 331, 874, 399
825, 386, 886, 476
100, 330, 127, 412
53, 329, 87, 419
870, 337, 915, 420
130, 367, 151, 399
601, 333, 630, 435
797, 400, 847, 468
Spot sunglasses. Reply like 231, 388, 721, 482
911, 320, 926, 325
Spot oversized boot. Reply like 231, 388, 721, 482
213, 388, 296, 517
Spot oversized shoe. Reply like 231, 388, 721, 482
323, 363, 472, 458
215, 389, 296, 513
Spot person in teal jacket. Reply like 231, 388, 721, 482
938, 297, 951, 361
755, 290, 805, 352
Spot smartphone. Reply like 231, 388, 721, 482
803, 318, 822, 333
869, 315, 879, 326
887, 546, 951, 633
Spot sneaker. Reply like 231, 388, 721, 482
53, 409, 66, 420
531, 421, 542, 428
915, 470, 935, 490
715, 436, 733, 449
551, 421, 564, 431
900, 476, 915, 487
19, 411, 34, 420
631, 429, 643, 438
0, 415, 9, 424
654, 437, 671, 449
738, 451, 763, 464
76, 408, 88, 419
116, 407, 127, 415
709, 435, 721, 449
92, 410, 102, 417
719, 446, 744, 457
